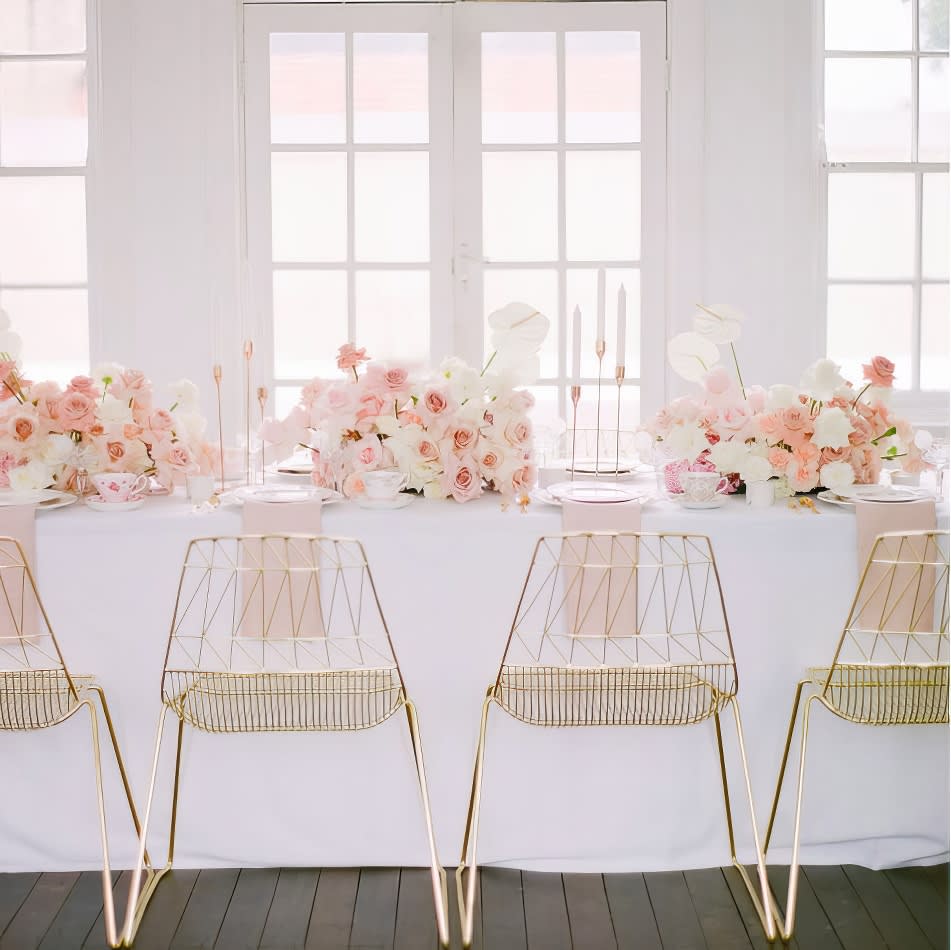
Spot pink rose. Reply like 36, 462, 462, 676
57, 391, 96, 433
417, 438, 439, 461
481, 448, 502, 471
851, 446, 882, 485
509, 463, 536, 495
451, 425, 479, 454
780, 406, 814, 447
326, 386, 352, 411
349, 434, 383, 470
11, 414, 35, 444
849, 417, 874, 447
793, 442, 820, 464
300, 379, 325, 408
503, 417, 532, 447
820, 445, 851, 464
768, 447, 791, 472
719, 406, 751, 436
755, 412, 782, 438
423, 387, 450, 416
506, 390, 535, 413
444, 454, 482, 503
111, 369, 152, 409
355, 392, 384, 423
68, 375, 98, 397
148, 409, 174, 433
785, 458, 819, 493
862, 355, 896, 388
336, 343, 369, 373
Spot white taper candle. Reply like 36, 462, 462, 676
572, 305, 582, 384
596, 268, 606, 342
616, 284, 626, 367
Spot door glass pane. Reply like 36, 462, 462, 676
0, 176, 86, 282
0, 0, 86, 54
482, 151, 558, 261
270, 33, 345, 145
355, 270, 429, 363
825, 0, 912, 50
827, 284, 913, 388
354, 152, 429, 262
353, 33, 429, 144
919, 58, 949, 162
566, 151, 640, 261
0, 61, 87, 166
273, 270, 347, 379
921, 284, 950, 390
271, 152, 347, 262
825, 58, 912, 161
0, 288, 88, 382
566, 268, 640, 377
827, 173, 915, 278
565, 32, 640, 143
923, 173, 949, 280
572, 383, 641, 430
483, 268, 558, 377
920, 1, 950, 51
481, 32, 556, 144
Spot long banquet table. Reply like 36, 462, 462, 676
2, 490, 948, 873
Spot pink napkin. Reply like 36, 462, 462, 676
561, 500, 641, 637
239, 501, 324, 639
855, 499, 936, 570
0, 506, 38, 643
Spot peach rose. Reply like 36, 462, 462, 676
355, 392, 384, 423
851, 446, 882, 485
481, 448, 502, 471
793, 442, 820, 464
504, 417, 532, 447
445, 454, 482, 503
849, 417, 874, 447
12, 414, 36, 444
423, 387, 450, 416
768, 447, 791, 472
57, 391, 96, 433
417, 438, 439, 461
862, 355, 895, 388
821, 445, 851, 464
785, 458, 819, 493
68, 375, 98, 397
336, 343, 369, 372
755, 412, 782, 438
451, 425, 479, 453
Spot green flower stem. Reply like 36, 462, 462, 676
729, 342, 747, 400
851, 382, 871, 409
480, 350, 497, 377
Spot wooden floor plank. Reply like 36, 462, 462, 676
562, 873, 615, 950
393, 869, 438, 950
349, 868, 400, 950
684, 867, 754, 949
0, 873, 79, 950
804, 866, 886, 950
305, 868, 359, 950
842, 865, 930, 950
214, 867, 280, 950
521, 871, 569, 950
885, 866, 951, 949
0, 874, 40, 938
131, 869, 200, 950
170, 868, 239, 950
603, 873, 662, 950
39, 871, 116, 950
82, 870, 132, 950
769, 864, 843, 950
920, 863, 950, 905
642, 871, 706, 950
479, 868, 525, 950
259, 868, 319, 950
723, 866, 777, 950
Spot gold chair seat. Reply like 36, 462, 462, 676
495, 663, 736, 726
0, 670, 94, 730
810, 663, 949, 725
162, 668, 405, 733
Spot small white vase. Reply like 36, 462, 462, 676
746, 480, 775, 509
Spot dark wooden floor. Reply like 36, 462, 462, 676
0, 864, 946, 949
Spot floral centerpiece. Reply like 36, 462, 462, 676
648, 305, 931, 497
261, 303, 549, 506
0, 360, 216, 493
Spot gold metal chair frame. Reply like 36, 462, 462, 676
763, 530, 949, 941
456, 532, 777, 946
120, 535, 448, 948
0, 537, 145, 949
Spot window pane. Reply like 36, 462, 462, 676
566, 268, 640, 376
0, 176, 85, 282
355, 271, 429, 363
921, 284, 950, 390
481, 32, 556, 144
825, 58, 912, 161
566, 151, 640, 261
0, 0, 85, 54
353, 33, 428, 144
483, 268, 558, 377
270, 152, 346, 262
275, 386, 300, 418
269, 33, 345, 145
482, 152, 557, 262
565, 31, 641, 143
828, 173, 914, 278
921, 0, 950, 51
825, 0, 912, 50
923, 173, 949, 279
0, 289, 87, 382
827, 284, 913, 388
273, 270, 347, 379
919, 58, 949, 162
354, 152, 429, 262
572, 383, 641, 430
0, 61, 87, 166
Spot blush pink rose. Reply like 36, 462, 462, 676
719, 406, 751, 436
300, 379, 325, 409
755, 412, 782, 438
336, 343, 369, 372
793, 442, 820, 464
849, 417, 874, 447
68, 376, 98, 397
862, 355, 896, 388
851, 446, 882, 485
57, 391, 96, 433
768, 447, 791, 472
148, 409, 174, 433
509, 463, 537, 495
423, 387, 450, 417
820, 445, 851, 464
780, 406, 814, 447
444, 454, 482, 503
480, 447, 503, 471
507, 390, 535, 413
503, 417, 532, 447
417, 437, 439, 461
451, 425, 479, 454
355, 392, 385, 423
785, 458, 819, 493
111, 369, 152, 409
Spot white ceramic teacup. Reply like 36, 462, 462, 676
362, 470, 408, 501
186, 474, 216, 504
91, 472, 149, 503
680, 470, 728, 504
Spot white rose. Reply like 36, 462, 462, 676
708, 439, 748, 475
664, 424, 710, 462
820, 460, 856, 494
422, 478, 448, 500
767, 384, 800, 411
40, 434, 77, 466
800, 358, 844, 402
169, 378, 200, 411
8, 459, 53, 491
693, 303, 745, 344
812, 406, 853, 449
667, 332, 720, 383
93, 362, 125, 387
98, 394, 134, 425
440, 358, 483, 403
740, 454, 773, 483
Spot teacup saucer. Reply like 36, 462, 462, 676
356, 494, 413, 510
85, 495, 146, 512
677, 496, 725, 510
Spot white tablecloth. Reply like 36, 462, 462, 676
1, 491, 948, 872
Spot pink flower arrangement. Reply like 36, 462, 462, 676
0, 361, 215, 493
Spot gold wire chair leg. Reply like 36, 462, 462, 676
456, 691, 494, 950
120, 707, 183, 947
403, 699, 450, 949
715, 699, 777, 942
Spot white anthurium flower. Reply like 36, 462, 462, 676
766, 384, 800, 411
812, 406, 853, 449
665, 424, 711, 462
98, 393, 134, 426
667, 332, 720, 383
488, 302, 550, 359
693, 303, 745, 344
914, 430, 934, 451
820, 460, 856, 494
0, 330, 22, 358
9, 459, 53, 491
169, 378, 200, 411
739, 454, 773, 483
708, 439, 748, 475
800, 358, 844, 402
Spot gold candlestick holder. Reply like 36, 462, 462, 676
614, 365, 625, 481
257, 386, 268, 485
569, 385, 581, 483
243, 340, 253, 486
213, 364, 225, 495
594, 340, 606, 477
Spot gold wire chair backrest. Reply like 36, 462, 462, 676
0, 537, 80, 728
494, 532, 738, 726
160, 535, 405, 732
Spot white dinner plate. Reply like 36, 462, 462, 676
232, 485, 342, 505
0, 489, 77, 511
546, 481, 644, 504
834, 484, 932, 504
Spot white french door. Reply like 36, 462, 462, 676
243, 1, 667, 425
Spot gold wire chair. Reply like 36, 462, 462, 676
120, 535, 448, 948
0, 537, 144, 948
456, 532, 776, 946
763, 529, 949, 941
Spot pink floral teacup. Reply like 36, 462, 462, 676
91, 472, 149, 503
680, 471, 729, 504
